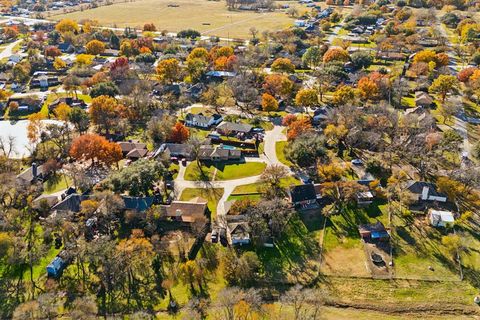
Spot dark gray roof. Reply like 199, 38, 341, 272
290, 184, 317, 203
122, 196, 154, 212
164, 143, 193, 156
51, 194, 89, 212
406, 181, 447, 198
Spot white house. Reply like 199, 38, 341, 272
429, 209, 455, 227
184, 113, 222, 129
294, 20, 306, 27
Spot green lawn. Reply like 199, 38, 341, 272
401, 96, 416, 108
180, 187, 224, 217
242, 214, 321, 282
184, 161, 266, 181
43, 174, 72, 194
391, 212, 461, 281
275, 141, 293, 167
231, 176, 301, 195
321, 200, 390, 276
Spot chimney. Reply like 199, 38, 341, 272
32, 162, 38, 179
421, 186, 429, 200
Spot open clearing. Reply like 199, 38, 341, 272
52, 0, 302, 39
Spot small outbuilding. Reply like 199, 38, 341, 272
46, 256, 67, 278
429, 209, 455, 228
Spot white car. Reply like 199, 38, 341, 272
351, 159, 363, 166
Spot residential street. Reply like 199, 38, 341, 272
0, 39, 22, 60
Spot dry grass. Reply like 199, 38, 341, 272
52, 0, 305, 38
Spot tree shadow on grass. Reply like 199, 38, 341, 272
253, 216, 320, 281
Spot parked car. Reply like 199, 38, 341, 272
181, 158, 187, 166
351, 159, 363, 166
211, 229, 218, 243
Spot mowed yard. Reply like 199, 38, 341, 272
52, 0, 301, 38
184, 160, 266, 181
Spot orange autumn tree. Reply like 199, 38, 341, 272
357, 77, 379, 101
261, 93, 279, 112
169, 122, 190, 143
89, 95, 124, 135
263, 74, 294, 99
287, 117, 312, 140
323, 48, 350, 63
69, 134, 122, 167
282, 114, 297, 126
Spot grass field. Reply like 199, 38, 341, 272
184, 160, 266, 181
52, 0, 303, 39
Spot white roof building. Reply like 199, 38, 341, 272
429, 209, 455, 228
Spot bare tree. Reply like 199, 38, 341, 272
0, 135, 16, 158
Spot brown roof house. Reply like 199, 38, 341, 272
414, 91, 433, 108
198, 145, 242, 162
117, 141, 148, 160
162, 197, 209, 224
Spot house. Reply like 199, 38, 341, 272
357, 191, 374, 207
376, 51, 405, 61
289, 184, 320, 210
126, 148, 148, 160
58, 42, 75, 53
162, 197, 209, 223
184, 113, 223, 129
184, 83, 205, 100
30, 72, 60, 88
205, 70, 236, 81
312, 107, 329, 125
17, 163, 48, 184
198, 145, 242, 162
51, 194, 89, 213
103, 49, 120, 57
156, 143, 194, 160
429, 209, 455, 227
405, 181, 447, 203
216, 122, 253, 136
414, 91, 433, 108
117, 141, 148, 158
153, 83, 181, 96
7, 94, 43, 112
32, 194, 60, 209
123, 196, 155, 212
227, 222, 250, 246
358, 222, 390, 242
294, 20, 306, 27
48, 97, 87, 110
